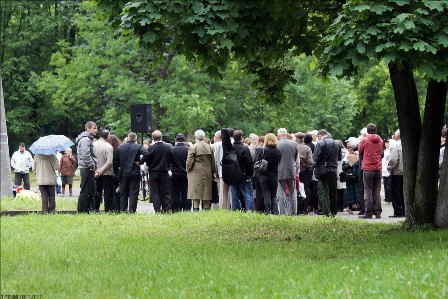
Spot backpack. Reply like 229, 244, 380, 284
221, 150, 244, 185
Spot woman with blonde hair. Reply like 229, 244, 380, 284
254, 133, 281, 214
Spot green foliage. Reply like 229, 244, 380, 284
0, 196, 77, 211
2, 0, 411, 146
35, 1, 155, 139
96, 0, 343, 100
1, 0, 79, 152
322, 0, 448, 81
2, 212, 448, 297
269, 56, 358, 139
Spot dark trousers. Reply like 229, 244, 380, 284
259, 176, 279, 214
95, 175, 114, 212
310, 180, 319, 210
253, 177, 265, 213
39, 185, 56, 213
299, 169, 312, 210
363, 170, 382, 216
383, 176, 392, 202
149, 172, 171, 213
112, 174, 120, 212
337, 188, 346, 211
78, 168, 95, 213
358, 170, 365, 212
391, 175, 405, 216
318, 172, 338, 215
171, 174, 190, 212
119, 175, 140, 213
14, 172, 30, 190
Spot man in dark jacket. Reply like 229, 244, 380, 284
314, 129, 341, 216
146, 130, 174, 213
358, 123, 384, 219
76, 121, 98, 213
113, 132, 149, 213
229, 130, 254, 211
171, 133, 190, 212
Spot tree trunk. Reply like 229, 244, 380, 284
388, 62, 421, 227
0, 74, 12, 197
389, 63, 448, 227
433, 81, 448, 228
414, 80, 447, 224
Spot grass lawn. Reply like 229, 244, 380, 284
1, 211, 447, 298
1, 196, 78, 211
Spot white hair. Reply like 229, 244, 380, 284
195, 129, 205, 140
277, 128, 288, 135
360, 127, 367, 137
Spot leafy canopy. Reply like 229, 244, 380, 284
322, 0, 448, 81
96, 0, 343, 100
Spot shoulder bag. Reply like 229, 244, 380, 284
254, 147, 268, 173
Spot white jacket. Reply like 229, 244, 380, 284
11, 150, 34, 173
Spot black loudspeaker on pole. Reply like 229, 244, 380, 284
130, 104, 153, 132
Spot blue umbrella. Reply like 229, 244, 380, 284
29, 135, 74, 155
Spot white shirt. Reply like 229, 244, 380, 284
11, 150, 34, 173
382, 148, 391, 177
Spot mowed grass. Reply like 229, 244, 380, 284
1, 211, 447, 298
1, 196, 77, 211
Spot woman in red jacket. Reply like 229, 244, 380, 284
60, 148, 76, 196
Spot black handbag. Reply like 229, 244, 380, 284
314, 164, 328, 179
254, 147, 268, 173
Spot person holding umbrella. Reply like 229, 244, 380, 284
29, 134, 75, 213
34, 154, 59, 213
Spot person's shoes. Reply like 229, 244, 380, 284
389, 214, 404, 218
375, 214, 381, 219
69, 192, 73, 197
358, 214, 372, 219
358, 210, 365, 215
315, 210, 323, 215
193, 208, 200, 212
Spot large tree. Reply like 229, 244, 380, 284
322, 0, 448, 227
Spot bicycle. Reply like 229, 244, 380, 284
140, 170, 150, 201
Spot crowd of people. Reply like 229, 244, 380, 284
11, 121, 447, 217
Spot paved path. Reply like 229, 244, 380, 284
27, 186, 404, 224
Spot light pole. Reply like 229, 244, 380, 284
0, 74, 12, 197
